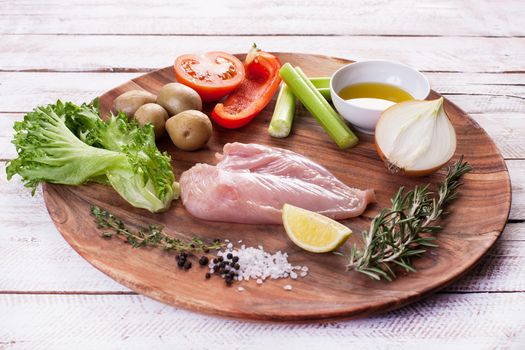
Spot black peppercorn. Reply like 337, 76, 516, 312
181, 252, 188, 258
213, 258, 219, 264
199, 256, 209, 266
218, 256, 224, 262
233, 263, 240, 270
205, 272, 211, 279
177, 260, 185, 268
227, 253, 233, 260
232, 256, 239, 263
183, 261, 192, 270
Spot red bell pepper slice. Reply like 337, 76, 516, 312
211, 47, 282, 129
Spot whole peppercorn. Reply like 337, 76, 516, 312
227, 253, 233, 260
199, 256, 209, 266
218, 256, 224, 262
233, 263, 240, 270
183, 261, 192, 270
205, 273, 211, 279
213, 258, 219, 264
232, 256, 239, 263
177, 259, 185, 268
181, 252, 188, 259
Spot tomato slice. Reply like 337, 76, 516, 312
174, 52, 245, 102
211, 49, 282, 129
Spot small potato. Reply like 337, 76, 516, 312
166, 110, 212, 151
113, 90, 156, 118
156, 83, 202, 116
134, 103, 168, 139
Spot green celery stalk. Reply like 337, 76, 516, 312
316, 88, 331, 102
279, 63, 358, 149
269, 83, 296, 138
309, 77, 330, 89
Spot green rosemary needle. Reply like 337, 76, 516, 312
90, 205, 223, 253
339, 156, 472, 281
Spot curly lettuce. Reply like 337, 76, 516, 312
6, 100, 179, 213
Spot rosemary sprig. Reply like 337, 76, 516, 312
340, 157, 472, 281
90, 205, 223, 253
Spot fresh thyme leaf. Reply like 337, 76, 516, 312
90, 205, 223, 253
343, 156, 472, 281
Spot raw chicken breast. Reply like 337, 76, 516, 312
180, 143, 375, 224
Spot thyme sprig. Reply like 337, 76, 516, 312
340, 157, 472, 281
90, 205, 223, 253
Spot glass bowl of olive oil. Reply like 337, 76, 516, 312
330, 60, 430, 134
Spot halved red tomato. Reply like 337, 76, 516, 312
174, 52, 245, 102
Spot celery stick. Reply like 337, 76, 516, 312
269, 83, 296, 138
295, 66, 358, 148
317, 88, 331, 102
309, 77, 330, 89
279, 63, 358, 149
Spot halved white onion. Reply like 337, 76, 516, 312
374, 97, 456, 176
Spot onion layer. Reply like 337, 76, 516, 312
374, 97, 456, 176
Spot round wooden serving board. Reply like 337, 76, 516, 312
43, 53, 511, 322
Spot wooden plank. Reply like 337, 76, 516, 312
2, 112, 524, 160
1, 70, 524, 159
0, 71, 523, 112
1, 293, 524, 348
1, 159, 523, 293
508, 160, 525, 220
1, 0, 523, 36
1, 35, 524, 73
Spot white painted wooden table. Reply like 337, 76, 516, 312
1, 1, 524, 348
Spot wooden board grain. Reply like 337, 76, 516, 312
2, 0, 523, 36
42, 53, 511, 321
1, 293, 525, 349
2, 34, 524, 73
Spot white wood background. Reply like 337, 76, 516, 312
1, 0, 525, 348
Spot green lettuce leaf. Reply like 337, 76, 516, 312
6, 100, 179, 213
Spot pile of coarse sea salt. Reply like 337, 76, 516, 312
209, 241, 309, 291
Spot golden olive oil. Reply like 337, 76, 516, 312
338, 82, 413, 103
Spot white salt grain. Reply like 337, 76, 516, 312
209, 242, 309, 288
283, 284, 293, 291
237, 287, 245, 292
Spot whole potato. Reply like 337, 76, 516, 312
112, 90, 156, 118
134, 103, 168, 139
156, 83, 202, 116
166, 110, 212, 151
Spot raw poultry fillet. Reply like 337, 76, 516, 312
180, 143, 375, 224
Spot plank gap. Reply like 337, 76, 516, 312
1, 33, 525, 39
